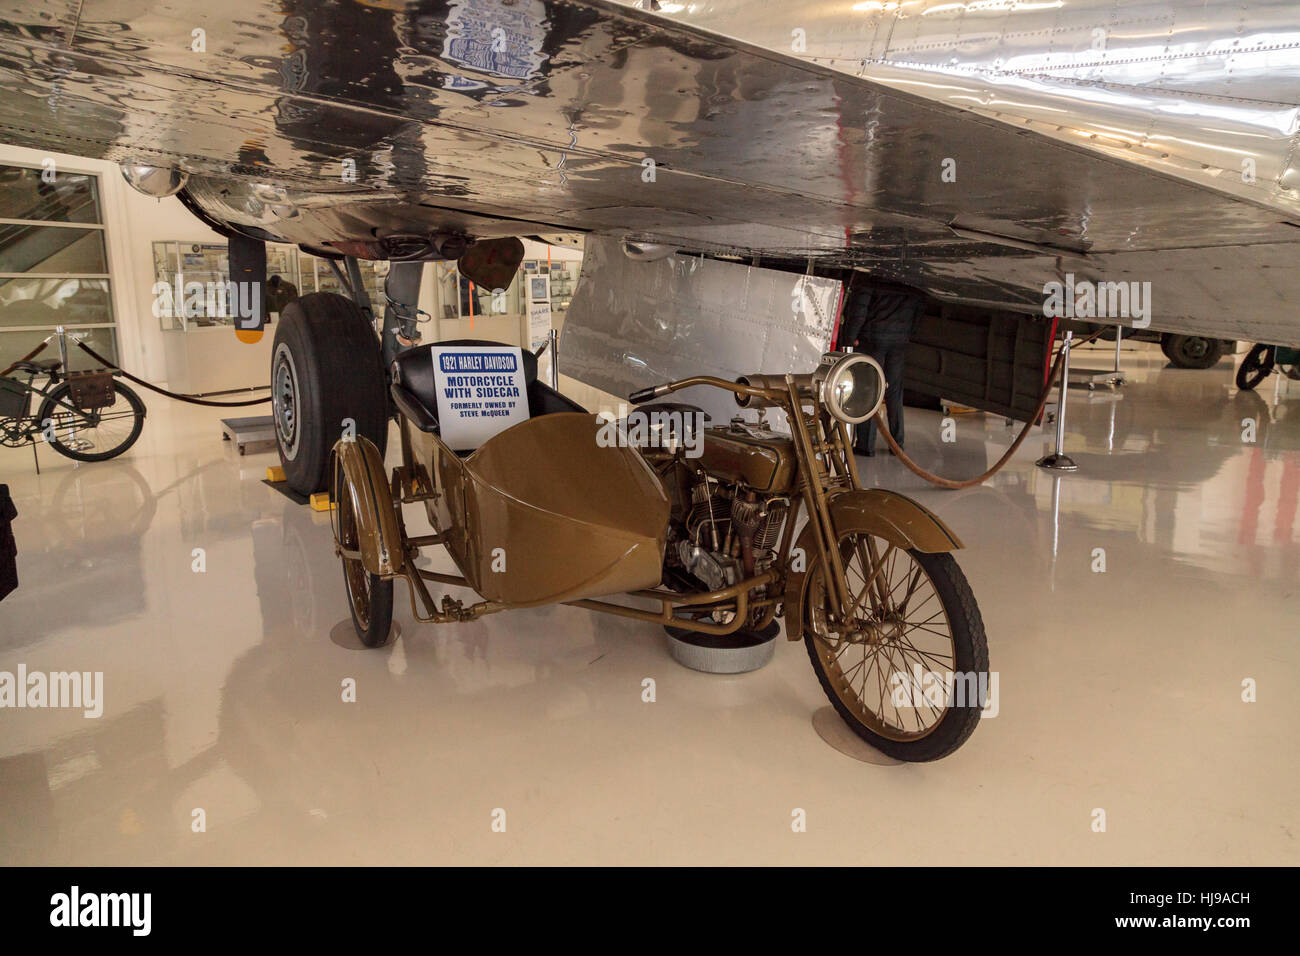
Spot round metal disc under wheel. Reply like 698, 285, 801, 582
664, 620, 780, 674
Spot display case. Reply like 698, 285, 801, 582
152, 241, 299, 330
547, 260, 579, 313
153, 240, 300, 394
298, 254, 387, 304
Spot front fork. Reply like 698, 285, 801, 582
782, 376, 859, 623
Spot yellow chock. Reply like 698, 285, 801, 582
310, 492, 334, 512
266, 465, 286, 482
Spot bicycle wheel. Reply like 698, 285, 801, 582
37, 380, 146, 462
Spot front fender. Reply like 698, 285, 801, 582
331, 436, 404, 576
783, 489, 962, 642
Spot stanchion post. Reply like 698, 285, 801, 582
548, 327, 559, 390
1037, 330, 1079, 472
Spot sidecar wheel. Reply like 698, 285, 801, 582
804, 534, 988, 762
271, 293, 389, 495
334, 457, 394, 648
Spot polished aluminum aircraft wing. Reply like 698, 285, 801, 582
1, 0, 1297, 340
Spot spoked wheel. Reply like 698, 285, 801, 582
332, 454, 394, 648
36, 381, 145, 462
1235, 345, 1275, 392
804, 531, 989, 762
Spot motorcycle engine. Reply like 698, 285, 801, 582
671, 474, 790, 593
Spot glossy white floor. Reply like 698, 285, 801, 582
1, 341, 1297, 865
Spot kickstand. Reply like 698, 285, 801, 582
30, 436, 39, 475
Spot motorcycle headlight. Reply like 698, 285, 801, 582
816, 352, 885, 425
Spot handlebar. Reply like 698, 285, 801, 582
628, 375, 784, 405
627, 384, 663, 404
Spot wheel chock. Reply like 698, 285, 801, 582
309, 492, 334, 512
266, 465, 286, 482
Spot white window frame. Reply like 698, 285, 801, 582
0, 149, 136, 369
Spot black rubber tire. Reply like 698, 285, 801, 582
804, 549, 989, 762
37, 380, 146, 462
1163, 334, 1224, 369
348, 566, 394, 648
271, 292, 388, 495
1235, 345, 1274, 392
333, 452, 395, 647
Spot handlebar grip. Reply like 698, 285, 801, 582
628, 385, 662, 404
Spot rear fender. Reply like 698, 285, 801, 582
783, 489, 962, 642
331, 436, 404, 576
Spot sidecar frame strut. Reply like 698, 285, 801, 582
566, 569, 779, 636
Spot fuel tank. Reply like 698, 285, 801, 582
698, 421, 798, 494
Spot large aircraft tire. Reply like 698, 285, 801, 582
1163, 334, 1224, 369
271, 293, 389, 495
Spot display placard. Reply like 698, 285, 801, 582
528, 299, 552, 350
431, 346, 529, 449
528, 274, 553, 381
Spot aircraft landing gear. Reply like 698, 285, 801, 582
1162, 333, 1224, 370
271, 288, 389, 495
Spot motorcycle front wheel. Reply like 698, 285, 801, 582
804, 532, 989, 762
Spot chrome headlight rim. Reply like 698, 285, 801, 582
818, 352, 886, 425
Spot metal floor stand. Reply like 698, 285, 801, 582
1038, 330, 1079, 471
1068, 325, 1127, 390
220, 416, 276, 455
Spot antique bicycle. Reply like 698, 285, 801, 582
0, 331, 146, 463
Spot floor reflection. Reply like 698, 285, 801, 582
0, 343, 1296, 865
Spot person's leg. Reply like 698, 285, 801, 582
883, 343, 906, 449
853, 341, 889, 456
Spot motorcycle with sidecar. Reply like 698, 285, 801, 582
330, 340, 989, 761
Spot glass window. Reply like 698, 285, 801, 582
0, 167, 102, 224
0, 277, 113, 328
0, 327, 118, 373
0, 163, 114, 370
0, 226, 108, 275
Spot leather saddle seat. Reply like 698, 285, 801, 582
390, 339, 587, 441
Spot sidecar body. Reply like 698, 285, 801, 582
390, 341, 670, 607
